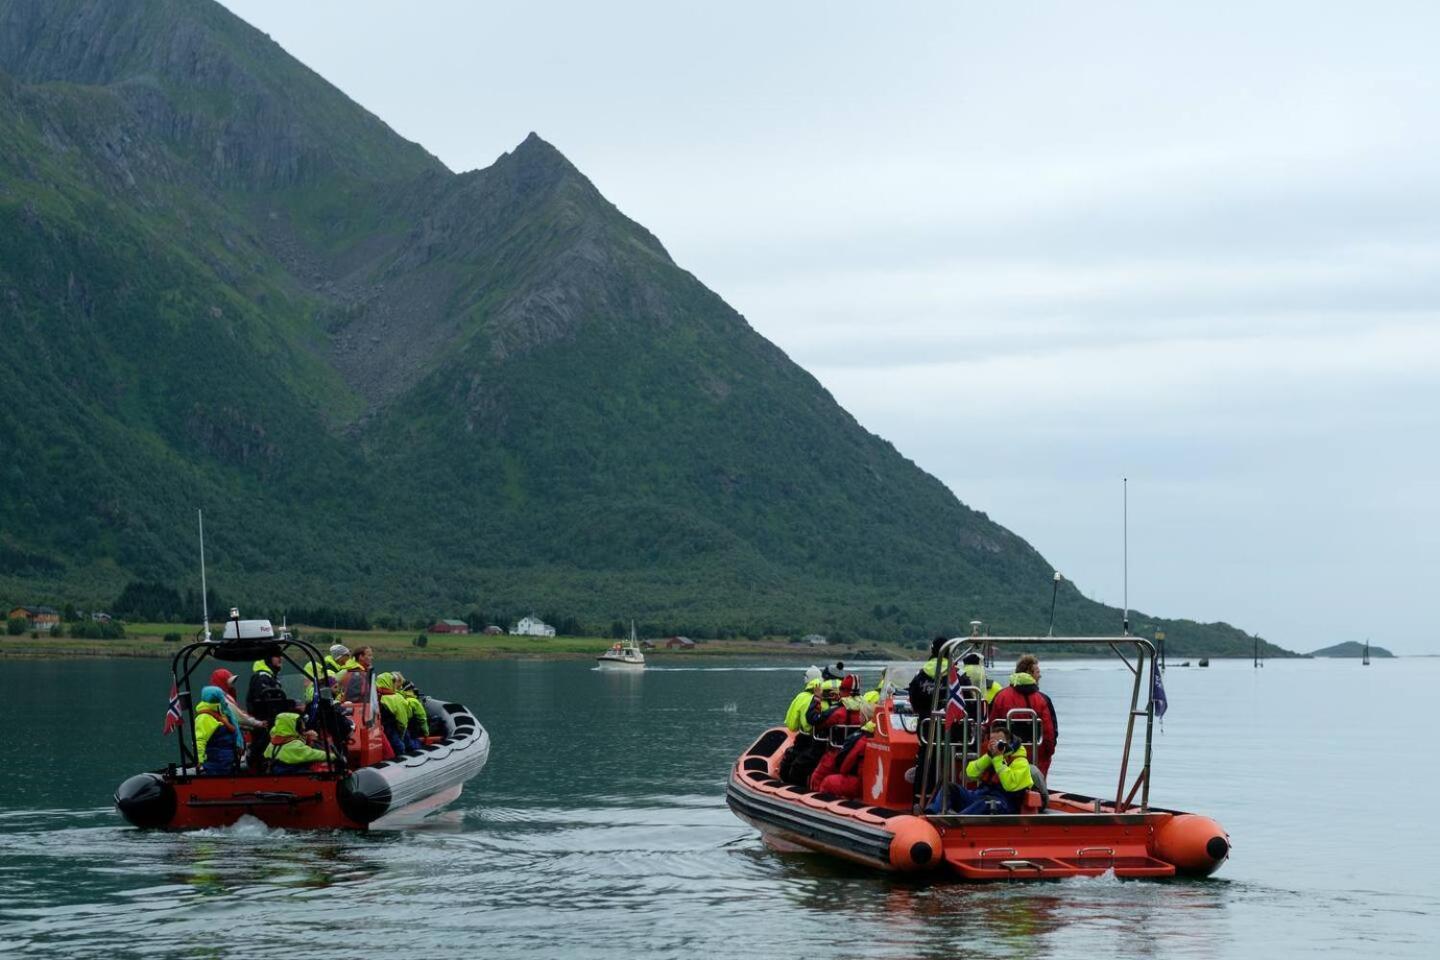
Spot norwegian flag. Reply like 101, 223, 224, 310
944, 663, 970, 726
162, 681, 183, 735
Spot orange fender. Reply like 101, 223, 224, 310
886, 815, 943, 871
1153, 814, 1230, 875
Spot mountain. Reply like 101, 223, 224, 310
1310, 642, 1392, 659
0, 0, 1281, 654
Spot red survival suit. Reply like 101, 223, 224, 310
986, 671, 1058, 776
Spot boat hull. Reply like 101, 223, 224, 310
595, 657, 645, 670
116, 698, 489, 831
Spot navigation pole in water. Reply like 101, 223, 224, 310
1363, 638, 1370, 666
1047, 572, 1062, 637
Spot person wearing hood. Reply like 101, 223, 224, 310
195, 686, 242, 775
246, 651, 295, 767
209, 668, 267, 735
376, 672, 419, 754
397, 675, 430, 740
907, 637, 950, 716
263, 712, 332, 774
986, 654, 1058, 776
784, 666, 824, 732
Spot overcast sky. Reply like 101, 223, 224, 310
221, 1, 1440, 654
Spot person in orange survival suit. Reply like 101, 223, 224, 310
807, 677, 871, 792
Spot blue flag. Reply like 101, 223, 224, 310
1152, 668, 1168, 718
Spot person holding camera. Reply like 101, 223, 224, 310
927, 726, 1035, 815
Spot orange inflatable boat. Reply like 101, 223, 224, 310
727, 634, 1229, 880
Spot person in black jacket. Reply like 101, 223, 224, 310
245, 652, 292, 769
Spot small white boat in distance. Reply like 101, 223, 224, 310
597, 622, 646, 671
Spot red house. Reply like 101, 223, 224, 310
664, 636, 695, 650
429, 619, 470, 635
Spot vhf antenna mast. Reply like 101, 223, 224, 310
198, 508, 211, 642
1122, 477, 1130, 636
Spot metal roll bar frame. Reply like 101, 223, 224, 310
168, 613, 353, 778
916, 634, 1157, 815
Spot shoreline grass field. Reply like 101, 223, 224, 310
0, 623, 887, 661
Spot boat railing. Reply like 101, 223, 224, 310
915, 684, 982, 814
925, 634, 1158, 815
824, 724, 865, 747
1001, 707, 1043, 753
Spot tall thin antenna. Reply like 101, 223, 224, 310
198, 509, 211, 642
1122, 477, 1130, 636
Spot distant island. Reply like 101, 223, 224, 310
1310, 641, 1393, 658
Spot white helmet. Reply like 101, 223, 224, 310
803, 665, 822, 683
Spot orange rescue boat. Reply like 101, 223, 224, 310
727, 633, 1229, 880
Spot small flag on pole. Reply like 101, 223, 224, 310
163, 681, 183, 734
1152, 668, 1168, 719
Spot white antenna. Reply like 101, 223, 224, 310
198, 508, 211, 642
1122, 478, 1130, 636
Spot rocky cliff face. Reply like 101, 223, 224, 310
0, 0, 1265, 651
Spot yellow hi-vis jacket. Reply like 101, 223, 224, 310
784, 679, 821, 732
966, 744, 1034, 793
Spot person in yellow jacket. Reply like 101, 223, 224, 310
396, 675, 430, 739
959, 652, 1003, 704
325, 643, 351, 674
927, 726, 1034, 814
264, 712, 332, 773
301, 659, 338, 702
784, 667, 824, 732
375, 672, 419, 754
195, 685, 242, 774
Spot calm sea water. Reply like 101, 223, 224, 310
0, 655, 1434, 958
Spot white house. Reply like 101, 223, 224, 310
511, 615, 556, 637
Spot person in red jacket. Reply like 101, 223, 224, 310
986, 654, 1059, 776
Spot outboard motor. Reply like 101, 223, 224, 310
115, 772, 176, 828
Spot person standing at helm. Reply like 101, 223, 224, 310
986, 654, 1059, 776
907, 636, 949, 716
195, 685, 242, 774
245, 651, 293, 768
264, 712, 332, 773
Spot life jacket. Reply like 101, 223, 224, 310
195, 702, 238, 768
264, 712, 329, 769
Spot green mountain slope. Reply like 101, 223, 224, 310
0, 0, 1282, 655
